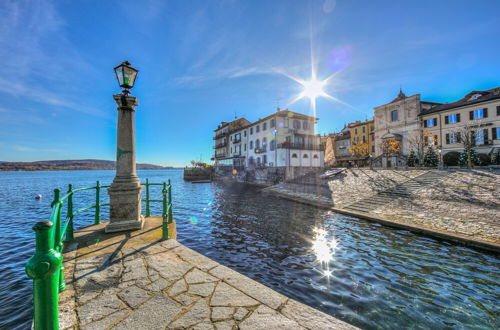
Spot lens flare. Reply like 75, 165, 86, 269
189, 216, 198, 225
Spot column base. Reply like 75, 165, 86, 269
106, 216, 145, 233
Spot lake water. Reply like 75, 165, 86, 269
0, 170, 498, 329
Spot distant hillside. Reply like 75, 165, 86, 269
0, 159, 175, 171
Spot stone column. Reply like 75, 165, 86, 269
106, 94, 144, 233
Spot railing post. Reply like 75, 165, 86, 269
26, 221, 61, 330
52, 189, 66, 292
168, 179, 173, 223
65, 184, 74, 241
94, 181, 101, 224
161, 182, 168, 240
145, 178, 150, 217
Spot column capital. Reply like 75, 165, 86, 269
113, 94, 139, 109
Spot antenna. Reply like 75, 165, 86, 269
234, 111, 237, 119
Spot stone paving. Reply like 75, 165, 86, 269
264, 168, 500, 245
60, 216, 356, 329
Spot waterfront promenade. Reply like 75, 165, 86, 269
60, 216, 356, 329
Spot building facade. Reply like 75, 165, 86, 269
420, 87, 500, 162
348, 119, 375, 165
333, 127, 352, 166
373, 90, 440, 167
213, 118, 251, 167
214, 109, 324, 170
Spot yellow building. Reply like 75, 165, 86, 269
348, 119, 375, 163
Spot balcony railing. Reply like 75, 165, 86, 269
213, 132, 228, 140
214, 142, 227, 149
277, 142, 324, 151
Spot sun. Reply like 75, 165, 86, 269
300, 76, 328, 100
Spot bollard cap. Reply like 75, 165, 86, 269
33, 221, 53, 231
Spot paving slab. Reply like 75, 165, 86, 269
59, 216, 358, 329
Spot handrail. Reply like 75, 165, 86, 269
25, 178, 174, 330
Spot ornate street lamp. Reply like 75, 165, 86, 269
114, 61, 139, 94
107, 61, 143, 233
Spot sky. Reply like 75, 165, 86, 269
1, 0, 499, 167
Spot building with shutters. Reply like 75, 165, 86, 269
419, 87, 500, 161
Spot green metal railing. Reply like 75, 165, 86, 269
25, 179, 173, 330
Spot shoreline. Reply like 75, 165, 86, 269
263, 186, 500, 254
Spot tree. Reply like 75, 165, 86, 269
324, 136, 335, 166
452, 120, 485, 169
458, 148, 480, 168
407, 130, 430, 163
379, 139, 400, 156
407, 150, 417, 167
349, 142, 369, 158
423, 147, 439, 167
491, 149, 500, 165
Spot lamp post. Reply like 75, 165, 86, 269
106, 61, 144, 233
437, 146, 443, 169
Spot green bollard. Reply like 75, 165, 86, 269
161, 183, 168, 240
162, 204, 170, 241
65, 184, 74, 241
145, 178, 150, 217
26, 221, 62, 330
52, 190, 66, 292
94, 181, 101, 224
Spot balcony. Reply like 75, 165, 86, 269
254, 147, 267, 154
233, 137, 241, 143
214, 142, 227, 149
277, 142, 324, 151
213, 132, 228, 140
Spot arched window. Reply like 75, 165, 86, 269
250, 141, 253, 149
303, 154, 308, 158
293, 120, 301, 129
270, 139, 276, 151
313, 154, 319, 159
292, 153, 298, 158
303, 121, 308, 129
255, 139, 260, 149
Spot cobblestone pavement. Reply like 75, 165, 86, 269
264, 168, 500, 245
60, 217, 356, 330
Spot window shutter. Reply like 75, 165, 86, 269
456, 113, 461, 122
445, 133, 450, 144
469, 111, 474, 120
484, 129, 488, 143
444, 116, 449, 124
492, 127, 497, 140
483, 108, 488, 118
423, 120, 427, 128
457, 132, 461, 143
433, 118, 437, 126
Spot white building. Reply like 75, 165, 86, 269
214, 109, 324, 169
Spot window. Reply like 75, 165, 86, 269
263, 123, 267, 130
292, 153, 298, 158
250, 141, 253, 149
256, 157, 261, 165
391, 110, 398, 121
362, 126, 366, 133
263, 155, 267, 164
475, 129, 485, 145
313, 154, 318, 159
244, 144, 247, 151
469, 93, 482, 101
446, 132, 461, 144
445, 114, 460, 124
255, 139, 260, 149
250, 127, 253, 134
293, 120, 301, 129
249, 157, 254, 165
362, 136, 366, 143
424, 118, 437, 128
256, 125, 260, 133
492, 127, 499, 140
470, 108, 488, 120
497, 106, 500, 116
303, 154, 308, 158
270, 119, 276, 127
303, 121, 308, 130
262, 137, 267, 147
355, 128, 358, 134
270, 140, 276, 151
244, 130, 247, 137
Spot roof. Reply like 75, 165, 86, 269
334, 131, 351, 141
348, 119, 374, 128
419, 87, 500, 116
389, 88, 407, 104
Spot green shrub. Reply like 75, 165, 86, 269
423, 147, 439, 167
407, 150, 418, 167
458, 147, 481, 168
443, 151, 460, 166
477, 153, 491, 166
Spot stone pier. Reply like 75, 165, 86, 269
60, 217, 356, 329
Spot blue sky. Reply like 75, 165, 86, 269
1, 0, 499, 166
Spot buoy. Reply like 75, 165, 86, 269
35, 194, 42, 200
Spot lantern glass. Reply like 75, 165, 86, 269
114, 61, 138, 90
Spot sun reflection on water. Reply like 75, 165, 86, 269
311, 227, 338, 279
